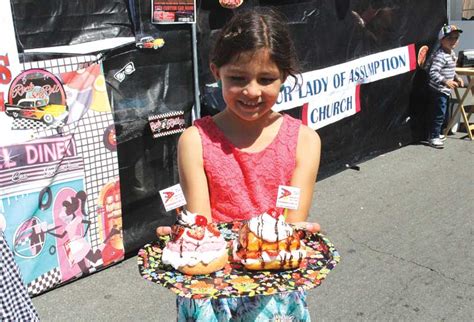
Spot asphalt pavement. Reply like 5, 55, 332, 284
32, 132, 474, 321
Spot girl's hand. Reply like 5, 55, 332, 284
156, 226, 171, 237
292, 221, 321, 233
456, 78, 464, 87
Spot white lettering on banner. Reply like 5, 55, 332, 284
348, 54, 407, 83
312, 95, 353, 123
275, 44, 416, 129
297, 77, 329, 99
303, 86, 360, 130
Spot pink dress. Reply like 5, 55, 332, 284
194, 114, 301, 222
179, 114, 311, 321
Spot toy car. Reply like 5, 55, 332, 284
136, 36, 165, 50
5, 98, 68, 125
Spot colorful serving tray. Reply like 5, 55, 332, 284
137, 222, 340, 299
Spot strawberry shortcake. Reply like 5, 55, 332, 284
162, 211, 228, 275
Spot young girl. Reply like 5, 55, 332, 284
159, 8, 321, 321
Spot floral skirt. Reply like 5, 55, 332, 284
177, 290, 310, 322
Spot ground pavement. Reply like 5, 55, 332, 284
33, 133, 474, 321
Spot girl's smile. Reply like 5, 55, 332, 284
237, 98, 263, 112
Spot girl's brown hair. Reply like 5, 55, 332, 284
210, 8, 300, 81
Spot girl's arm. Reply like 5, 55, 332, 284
177, 126, 212, 221
286, 125, 321, 224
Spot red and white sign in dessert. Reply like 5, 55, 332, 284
159, 183, 187, 212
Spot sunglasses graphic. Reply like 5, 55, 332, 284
114, 62, 136, 83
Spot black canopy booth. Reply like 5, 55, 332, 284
6, 0, 447, 294
197, 0, 447, 178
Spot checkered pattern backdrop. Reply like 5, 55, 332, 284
2, 55, 123, 295
0, 231, 39, 320
33, 111, 120, 251
26, 267, 62, 297
23, 55, 98, 75
12, 117, 66, 130
27, 54, 118, 249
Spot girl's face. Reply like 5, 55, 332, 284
211, 48, 284, 122
441, 32, 460, 52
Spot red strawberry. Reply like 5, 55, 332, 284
235, 247, 248, 259
207, 223, 221, 237
244, 250, 262, 259
267, 208, 280, 219
231, 221, 242, 231
265, 250, 279, 257
195, 215, 208, 227
171, 225, 184, 241
186, 227, 205, 240
296, 230, 306, 240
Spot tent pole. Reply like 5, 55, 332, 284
191, 23, 201, 121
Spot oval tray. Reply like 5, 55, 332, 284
137, 222, 340, 299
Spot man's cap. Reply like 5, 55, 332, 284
438, 24, 463, 40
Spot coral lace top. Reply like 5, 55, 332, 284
194, 114, 301, 222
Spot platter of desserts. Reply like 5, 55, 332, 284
137, 210, 340, 299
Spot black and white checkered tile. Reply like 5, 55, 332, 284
1, 231, 40, 320
26, 267, 62, 297
22, 55, 99, 74
75, 112, 119, 248
12, 117, 65, 130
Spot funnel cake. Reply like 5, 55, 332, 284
162, 211, 228, 275
233, 209, 307, 270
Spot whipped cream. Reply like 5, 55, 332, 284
247, 211, 293, 242
162, 244, 227, 269
239, 248, 307, 265
162, 210, 227, 270
176, 210, 197, 227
